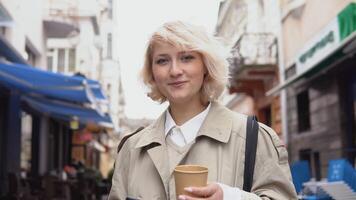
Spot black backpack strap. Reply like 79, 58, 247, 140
243, 116, 259, 192
117, 126, 145, 153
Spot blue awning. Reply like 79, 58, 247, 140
87, 79, 107, 101
0, 35, 27, 64
22, 96, 113, 128
0, 62, 101, 103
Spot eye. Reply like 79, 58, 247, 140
181, 54, 195, 63
155, 58, 169, 65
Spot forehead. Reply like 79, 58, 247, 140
152, 42, 185, 56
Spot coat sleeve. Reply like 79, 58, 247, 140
242, 123, 298, 200
108, 140, 131, 200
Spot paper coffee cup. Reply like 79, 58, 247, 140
173, 165, 208, 199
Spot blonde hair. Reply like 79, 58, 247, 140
141, 21, 229, 103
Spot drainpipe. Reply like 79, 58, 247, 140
273, 0, 289, 146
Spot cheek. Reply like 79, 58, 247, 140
151, 67, 162, 82
194, 66, 207, 83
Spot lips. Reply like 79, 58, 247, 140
168, 81, 188, 87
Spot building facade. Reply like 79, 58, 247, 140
216, 0, 284, 136
43, 0, 124, 178
269, 0, 356, 179
0, 0, 120, 194
44, 0, 124, 131
0, 0, 47, 194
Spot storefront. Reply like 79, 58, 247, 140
269, 2, 356, 179
0, 30, 30, 193
0, 62, 113, 193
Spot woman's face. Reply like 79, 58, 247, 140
151, 42, 207, 105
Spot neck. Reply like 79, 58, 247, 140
169, 100, 208, 126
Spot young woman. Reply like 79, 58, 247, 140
109, 21, 297, 200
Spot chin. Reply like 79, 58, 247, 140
168, 96, 190, 104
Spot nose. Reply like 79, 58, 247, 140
169, 60, 183, 77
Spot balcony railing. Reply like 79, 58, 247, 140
229, 33, 278, 74
46, 0, 100, 17
46, 0, 78, 16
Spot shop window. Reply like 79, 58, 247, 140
299, 149, 312, 167
20, 112, 32, 172
314, 151, 321, 180
297, 90, 310, 132
299, 149, 321, 181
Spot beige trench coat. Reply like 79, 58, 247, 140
109, 101, 298, 200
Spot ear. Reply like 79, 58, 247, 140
204, 69, 208, 78
203, 65, 208, 75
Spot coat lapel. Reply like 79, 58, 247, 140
135, 112, 170, 195
147, 144, 170, 193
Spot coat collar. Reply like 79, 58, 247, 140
196, 101, 234, 143
135, 101, 237, 149
135, 111, 166, 149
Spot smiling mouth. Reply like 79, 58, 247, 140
168, 81, 187, 87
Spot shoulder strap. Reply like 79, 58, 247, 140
243, 116, 259, 192
117, 126, 145, 153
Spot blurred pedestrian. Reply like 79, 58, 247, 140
109, 21, 297, 200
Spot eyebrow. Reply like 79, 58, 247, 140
154, 54, 170, 57
154, 51, 193, 57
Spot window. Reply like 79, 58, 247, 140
108, 0, 113, 19
297, 90, 310, 132
57, 49, 65, 72
107, 33, 112, 59
314, 151, 321, 180
25, 45, 37, 66
259, 106, 272, 127
46, 48, 76, 73
68, 49, 76, 72
47, 56, 53, 71
107, 84, 111, 102
299, 149, 321, 181
299, 149, 312, 167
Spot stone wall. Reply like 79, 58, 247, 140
287, 72, 343, 178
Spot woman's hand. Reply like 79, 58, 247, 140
178, 183, 223, 200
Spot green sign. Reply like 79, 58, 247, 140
299, 31, 335, 64
338, 3, 356, 41
295, 2, 356, 75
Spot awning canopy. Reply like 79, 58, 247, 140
0, 35, 27, 64
22, 96, 113, 128
0, 62, 113, 128
87, 79, 107, 102
267, 3, 356, 96
0, 62, 101, 103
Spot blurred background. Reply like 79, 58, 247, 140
0, 0, 355, 199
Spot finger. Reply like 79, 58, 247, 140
184, 183, 217, 197
178, 194, 205, 200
